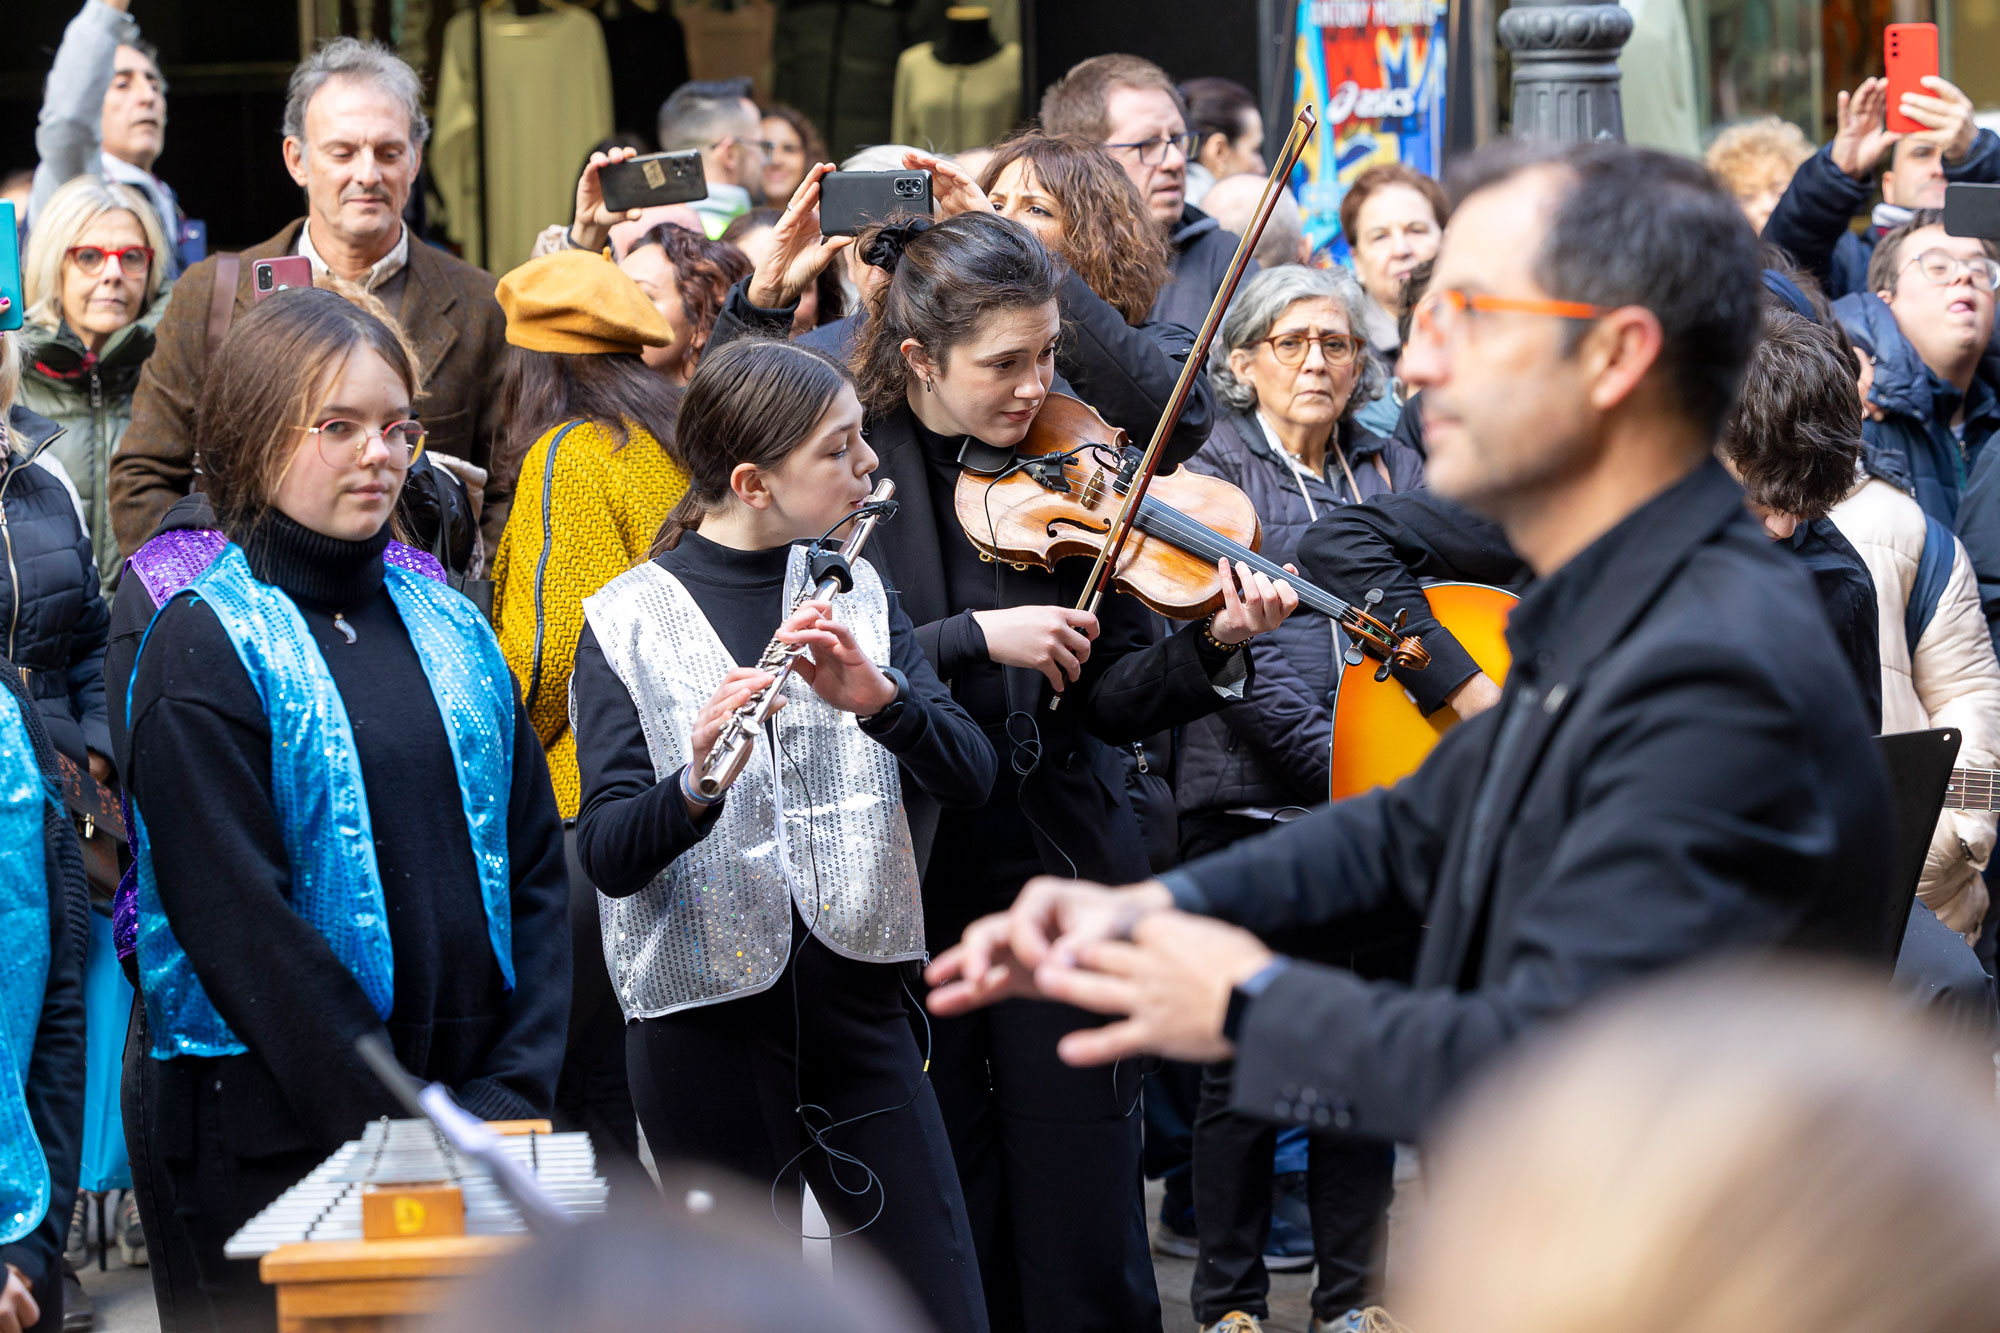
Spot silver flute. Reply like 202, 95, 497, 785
693, 479, 899, 798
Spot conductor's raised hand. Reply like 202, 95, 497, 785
903, 149, 996, 220
571, 145, 644, 254
1036, 910, 1276, 1067
746, 162, 854, 309
926, 875, 1175, 1015
776, 599, 900, 717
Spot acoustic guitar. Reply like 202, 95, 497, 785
1327, 583, 1520, 803
1943, 767, 2000, 811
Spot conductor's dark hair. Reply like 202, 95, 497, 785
1718, 309, 1864, 521
1179, 76, 1259, 146
1447, 140, 1764, 438
850, 211, 1062, 415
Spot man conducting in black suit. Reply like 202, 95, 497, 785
925, 141, 1903, 1148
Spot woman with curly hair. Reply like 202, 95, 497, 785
979, 131, 1171, 327
619, 223, 754, 386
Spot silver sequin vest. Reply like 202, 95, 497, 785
578, 548, 924, 1021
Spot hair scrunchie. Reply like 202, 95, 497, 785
862, 216, 934, 274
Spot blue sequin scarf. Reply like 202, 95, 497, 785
131, 543, 516, 1060
0, 686, 51, 1244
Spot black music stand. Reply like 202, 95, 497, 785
1878, 728, 1963, 950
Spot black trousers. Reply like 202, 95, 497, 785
1190, 1062, 1393, 1322
141, 1066, 322, 1333
626, 926, 987, 1333
555, 829, 638, 1167
122, 1001, 199, 1333
1177, 810, 1401, 1324
926, 996, 1162, 1333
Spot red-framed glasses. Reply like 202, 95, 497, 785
65, 245, 155, 278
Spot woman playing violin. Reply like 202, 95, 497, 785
710, 165, 1297, 1332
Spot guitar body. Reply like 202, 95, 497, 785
1328, 583, 1520, 803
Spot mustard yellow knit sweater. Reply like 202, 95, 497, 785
493, 419, 689, 818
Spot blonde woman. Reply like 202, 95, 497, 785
19, 174, 170, 592
1399, 964, 2000, 1333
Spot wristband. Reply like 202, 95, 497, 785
679, 764, 723, 810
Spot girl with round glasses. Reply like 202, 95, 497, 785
119, 288, 570, 1332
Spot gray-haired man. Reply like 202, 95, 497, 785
109, 38, 514, 556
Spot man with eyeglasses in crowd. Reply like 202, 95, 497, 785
1039, 54, 1256, 331
654, 78, 768, 239
1833, 215, 2000, 668
923, 144, 1902, 1218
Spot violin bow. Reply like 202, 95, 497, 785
1070, 105, 1319, 626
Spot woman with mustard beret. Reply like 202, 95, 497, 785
491, 249, 688, 1166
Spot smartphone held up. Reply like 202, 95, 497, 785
819, 170, 934, 238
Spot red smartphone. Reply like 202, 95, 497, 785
252, 255, 313, 302
1885, 22, 1940, 135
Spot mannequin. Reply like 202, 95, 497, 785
891, 5, 1021, 153
936, 5, 1002, 66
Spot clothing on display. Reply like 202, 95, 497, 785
433, 4, 615, 272
891, 40, 1022, 154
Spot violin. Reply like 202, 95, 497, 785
945, 103, 1427, 682
953, 393, 1430, 674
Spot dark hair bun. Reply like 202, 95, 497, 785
862, 217, 934, 274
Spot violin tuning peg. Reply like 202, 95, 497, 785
1363, 587, 1384, 609
1344, 644, 1365, 667
1391, 609, 1408, 631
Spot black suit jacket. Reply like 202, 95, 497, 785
1167, 460, 1900, 1143
110, 220, 514, 558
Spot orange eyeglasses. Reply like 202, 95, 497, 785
1411, 288, 1614, 342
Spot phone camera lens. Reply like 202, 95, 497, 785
257, 269, 273, 290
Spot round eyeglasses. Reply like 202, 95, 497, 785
1259, 331, 1364, 367
66, 245, 154, 278
1903, 248, 2000, 293
299, 418, 426, 469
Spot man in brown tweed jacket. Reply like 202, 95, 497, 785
109, 37, 515, 559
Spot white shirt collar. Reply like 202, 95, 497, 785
297, 219, 409, 293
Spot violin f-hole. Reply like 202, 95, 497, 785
1046, 516, 1113, 540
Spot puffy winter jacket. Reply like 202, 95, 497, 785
1831, 476, 2000, 933
1836, 290, 2000, 526
1175, 410, 1423, 814
15, 313, 160, 595
1763, 132, 2000, 298
1154, 205, 1257, 333
0, 406, 112, 768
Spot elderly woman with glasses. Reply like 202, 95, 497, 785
1173, 262, 1424, 1333
18, 175, 171, 596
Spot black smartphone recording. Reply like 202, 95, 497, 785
1945, 183, 2000, 242
598, 151, 708, 213
820, 170, 934, 237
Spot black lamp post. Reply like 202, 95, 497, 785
1498, 0, 1635, 142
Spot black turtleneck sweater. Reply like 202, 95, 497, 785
123, 513, 571, 1154
570, 531, 994, 898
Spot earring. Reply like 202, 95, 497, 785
922, 377, 935, 393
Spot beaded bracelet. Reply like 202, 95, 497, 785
1202, 614, 1245, 653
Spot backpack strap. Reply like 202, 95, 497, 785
204, 253, 240, 362
1905, 512, 1958, 658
